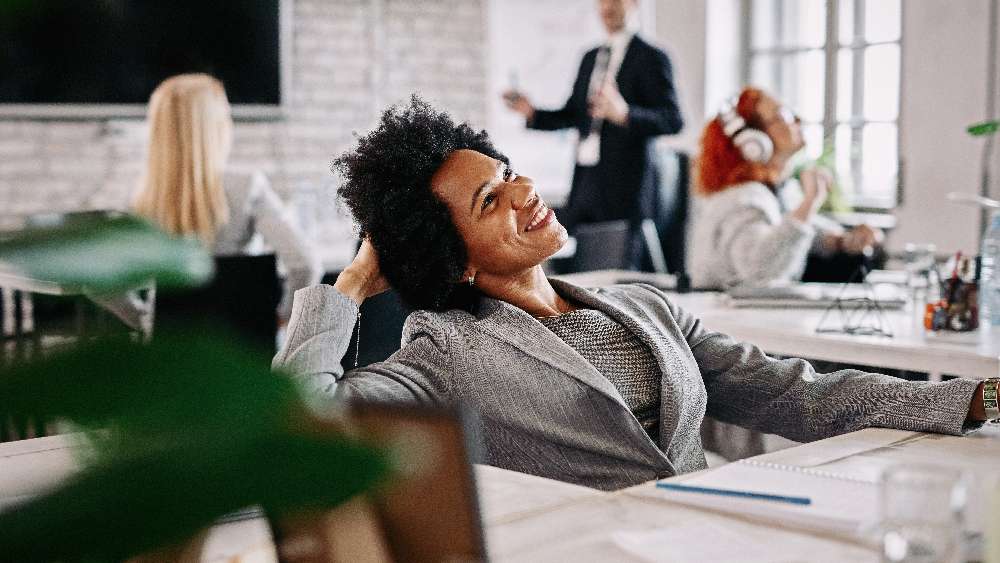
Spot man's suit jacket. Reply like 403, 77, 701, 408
273, 280, 978, 491
530, 36, 684, 227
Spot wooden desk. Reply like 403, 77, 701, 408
556, 269, 1000, 382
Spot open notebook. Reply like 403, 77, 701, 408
651, 459, 880, 544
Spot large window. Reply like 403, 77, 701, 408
742, 0, 901, 209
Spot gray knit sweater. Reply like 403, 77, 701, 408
689, 181, 821, 289
539, 309, 661, 441
214, 172, 323, 319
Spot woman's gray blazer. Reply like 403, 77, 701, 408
272, 279, 979, 491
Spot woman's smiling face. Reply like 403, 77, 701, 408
430, 149, 568, 280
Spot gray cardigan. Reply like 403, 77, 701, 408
99, 172, 322, 330
272, 280, 979, 491
689, 181, 836, 289
214, 172, 323, 319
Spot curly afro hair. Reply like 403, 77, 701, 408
333, 95, 509, 311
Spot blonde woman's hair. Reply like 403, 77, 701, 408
134, 73, 232, 244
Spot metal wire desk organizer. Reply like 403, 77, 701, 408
815, 266, 894, 338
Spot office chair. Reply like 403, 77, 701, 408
801, 249, 884, 283
339, 287, 412, 372
155, 254, 281, 355
567, 219, 672, 275
654, 146, 690, 276
639, 219, 669, 274
570, 220, 633, 272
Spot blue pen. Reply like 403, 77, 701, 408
656, 482, 812, 505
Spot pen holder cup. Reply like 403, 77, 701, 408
925, 260, 979, 333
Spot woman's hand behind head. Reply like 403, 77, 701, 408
334, 239, 391, 305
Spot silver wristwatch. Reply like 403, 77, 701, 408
984, 378, 1000, 423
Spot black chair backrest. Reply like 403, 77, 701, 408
654, 146, 690, 275
571, 220, 632, 272
156, 254, 281, 353
339, 288, 411, 372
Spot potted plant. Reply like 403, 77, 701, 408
0, 215, 391, 562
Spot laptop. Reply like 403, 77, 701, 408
273, 403, 487, 563
725, 282, 908, 309
2, 405, 487, 563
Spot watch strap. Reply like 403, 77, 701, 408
984, 378, 1000, 422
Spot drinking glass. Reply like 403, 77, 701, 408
902, 243, 937, 292
880, 464, 966, 563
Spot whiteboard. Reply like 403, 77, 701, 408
485, 1, 603, 206
486, 1, 656, 205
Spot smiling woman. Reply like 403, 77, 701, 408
333, 97, 523, 312
275, 95, 989, 492
429, 149, 568, 296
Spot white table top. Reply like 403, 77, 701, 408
0, 269, 84, 296
557, 269, 1000, 381
3, 427, 997, 562
554, 269, 676, 290
671, 291, 1000, 381
491, 426, 1000, 562
0, 435, 602, 562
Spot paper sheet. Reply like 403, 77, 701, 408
650, 462, 880, 542
612, 524, 788, 563
612, 520, 875, 563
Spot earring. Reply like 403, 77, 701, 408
468, 273, 475, 286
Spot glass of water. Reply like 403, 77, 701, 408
880, 464, 967, 563
902, 243, 937, 292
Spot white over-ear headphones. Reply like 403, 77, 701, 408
718, 98, 774, 164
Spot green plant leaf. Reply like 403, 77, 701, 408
790, 139, 853, 213
0, 327, 391, 561
0, 329, 306, 460
0, 214, 213, 293
0, 432, 390, 562
0, 0, 32, 15
967, 120, 1000, 136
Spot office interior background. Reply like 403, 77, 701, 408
4, 2, 1000, 561
2, 0, 997, 265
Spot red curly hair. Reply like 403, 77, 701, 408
696, 87, 782, 195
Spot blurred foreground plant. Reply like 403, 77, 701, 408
0, 215, 388, 562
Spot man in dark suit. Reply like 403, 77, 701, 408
504, 0, 683, 269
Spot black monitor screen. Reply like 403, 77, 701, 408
0, 0, 281, 106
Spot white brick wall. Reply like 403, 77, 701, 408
0, 0, 488, 260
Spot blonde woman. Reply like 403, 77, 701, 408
134, 73, 321, 323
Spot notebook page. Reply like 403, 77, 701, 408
653, 461, 879, 542
749, 428, 917, 468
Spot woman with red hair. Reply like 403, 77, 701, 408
688, 87, 879, 289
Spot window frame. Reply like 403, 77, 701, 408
739, 0, 903, 210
